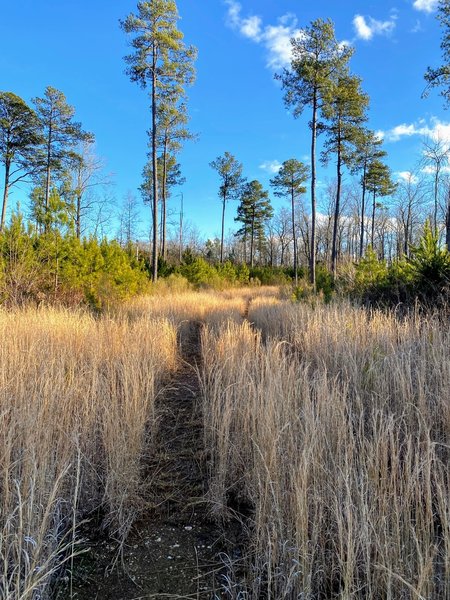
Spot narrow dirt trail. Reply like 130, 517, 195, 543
67, 322, 229, 600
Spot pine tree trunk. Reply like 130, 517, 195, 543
162, 138, 168, 260
220, 191, 226, 263
44, 118, 53, 233
1, 160, 11, 232
359, 163, 366, 258
331, 140, 342, 280
151, 46, 159, 282
371, 190, 376, 249
250, 209, 255, 269
291, 187, 298, 286
310, 92, 317, 289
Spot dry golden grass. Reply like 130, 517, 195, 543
0, 307, 177, 600
0, 287, 275, 599
121, 286, 280, 338
4, 288, 446, 599
201, 302, 450, 599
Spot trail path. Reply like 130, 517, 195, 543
68, 322, 232, 600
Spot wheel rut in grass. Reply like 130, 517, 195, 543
66, 321, 231, 600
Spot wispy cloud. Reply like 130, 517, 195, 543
421, 164, 450, 174
396, 171, 419, 184
413, 0, 439, 13
224, 0, 303, 69
353, 14, 396, 40
380, 118, 450, 144
259, 160, 282, 174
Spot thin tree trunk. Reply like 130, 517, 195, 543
45, 118, 53, 233
250, 209, 255, 269
404, 207, 411, 257
291, 186, 298, 286
75, 164, 82, 239
446, 190, 450, 252
434, 170, 439, 236
359, 163, 366, 258
162, 138, 168, 260
179, 193, 183, 262
1, 160, 11, 232
310, 93, 317, 289
151, 46, 159, 282
220, 190, 226, 263
76, 194, 81, 239
331, 142, 342, 281
371, 190, 376, 249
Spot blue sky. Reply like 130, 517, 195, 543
0, 0, 447, 241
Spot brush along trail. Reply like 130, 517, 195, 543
65, 320, 243, 600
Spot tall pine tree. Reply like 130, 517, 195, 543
277, 19, 352, 288
0, 92, 41, 231
235, 180, 273, 268
349, 129, 387, 258
270, 159, 309, 285
121, 1, 196, 281
210, 152, 245, 263
32, 87, 92, 232
321, 71, 369, 278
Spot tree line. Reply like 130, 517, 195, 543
1, 0, 450, 300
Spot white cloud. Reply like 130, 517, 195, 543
353, 15, 373, 40
413, 0, 439, 13
380, 118, 450, 144
396, 171, 419, 184
225, 0, 303, 69
353, 14, 396, 40
259, 160, 282, 174
240, 15, 263, 40
421, 164, 450, 174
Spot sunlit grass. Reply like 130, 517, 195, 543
3, 288, 447, 599
0, 307, 177, 599
201, 303, 450, 599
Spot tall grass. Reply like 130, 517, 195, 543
201, 303, 450, 598
0, 307, 177, 599
0, 287, 273, 599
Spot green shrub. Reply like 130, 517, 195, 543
179, 257, 222, 288
0, 222, 150, 309
408, 221, 450, 301
315, 263, 334, 302
248, 266, 291, 286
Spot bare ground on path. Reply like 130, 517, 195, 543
61, 321, 245, 600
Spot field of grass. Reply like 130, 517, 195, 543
1, 288, 449, 599
0, 307, 177, 599
201, 299, 450, 598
